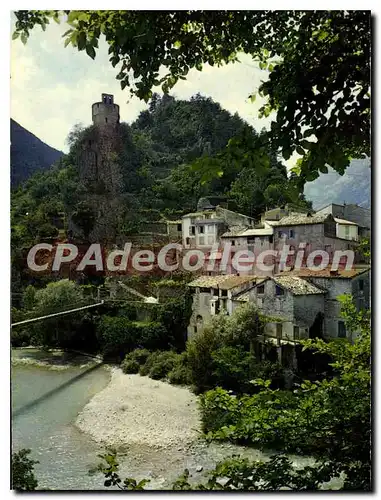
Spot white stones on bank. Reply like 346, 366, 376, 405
75, 368, 201, 449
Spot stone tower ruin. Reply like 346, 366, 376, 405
70, 94, 125, 244
92, 93, 120, 126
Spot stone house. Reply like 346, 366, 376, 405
186, 274, 258, 338
232, 275, 326, 342
283, 267, 370, 340
316, 203, 371, 239
220, 224, 275, 275
181, 206, 256, 249
166, 220, 183, 242
268, 212, 359, 271
334, 218, 359, 241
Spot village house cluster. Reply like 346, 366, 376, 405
175, 197, 370, 352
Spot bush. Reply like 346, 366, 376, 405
139, 351, 181, 380
168, 363, 192, 385
121, 359, 140, 374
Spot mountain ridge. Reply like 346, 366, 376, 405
11, 119, 63, 187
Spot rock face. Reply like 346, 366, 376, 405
10, 119, 63, 187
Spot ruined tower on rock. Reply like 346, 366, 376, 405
71, 94, 125, 243
79, 93, 123, 195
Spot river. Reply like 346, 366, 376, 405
12, 349, 111, 490
12, 348, 336, 491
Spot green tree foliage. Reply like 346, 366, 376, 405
97, 316, 168, 361
11, 449, 39, 491
15, 280, 95, 349
14, 11, 370, 183
199, 297, 370, 490
186, 303, 283, 393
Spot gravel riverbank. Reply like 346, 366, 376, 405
75, 367, 200, 449
75, 367, 321, 490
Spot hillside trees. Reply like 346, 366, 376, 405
14, 10, 371, 184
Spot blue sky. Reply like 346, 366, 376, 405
10, 13, 274, 154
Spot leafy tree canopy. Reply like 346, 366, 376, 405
13, 10, 370, 184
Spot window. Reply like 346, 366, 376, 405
221, 290, 228, 297
276, 285, 284, 296
177, 224, 182, 231
189, 226, 195, 236
247, 236, 255, 243
185, 237, 190, 245
269, 235, 273, 244
276, 323, 283, 339
105, 117, 108, 123
199, 236, 205, 245
198, 225, 205, 234
257, 284, 265, 295
231, 240, 236, 246
338, 321, 346, 338
289, 229, 295, 238
213, 288, 219, 296
359, 279, 364, 292
207, 225, 214, 233
294, 326, 300, 339
345, 225, 350, 237
207, 235, 214, 245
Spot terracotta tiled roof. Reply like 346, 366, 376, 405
272, 276, 326, 295
187, 274, 257, 290
271, 213, 330, 226
220, 226, 248, 237
279, 267, 370, 279
334, 217, 358, 226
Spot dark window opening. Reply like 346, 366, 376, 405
359, 279, 364, 291
257, 284, 265, 294
198, 225, 205, 234
177, 224, 182, 231
276, 285, 284, 296
290, 229, 295, 238
231, 240, 236, 246
186, 237, 190, 245
190, 226, 195, 236
338, 321, 346, 338
248, 236, 255, 243
276, 323, 282, 339
269, 235, 273, 244
221, 289, 228, 297
213, 288, 219, 296
294, 326, 300, 339
105, 117, 108, 123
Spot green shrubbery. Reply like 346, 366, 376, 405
185, 304, 285, 393
121, 349, 191, 384
97, 317, 167, 362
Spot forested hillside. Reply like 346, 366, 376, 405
11, 119, 63, 187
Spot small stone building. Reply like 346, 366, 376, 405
186, 274, 259, 338
232, 275, 326, 342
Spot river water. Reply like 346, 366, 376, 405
12, 348, 338, 491
12, 349, 111, 490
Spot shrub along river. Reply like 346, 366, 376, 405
12, 348, 339, 491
